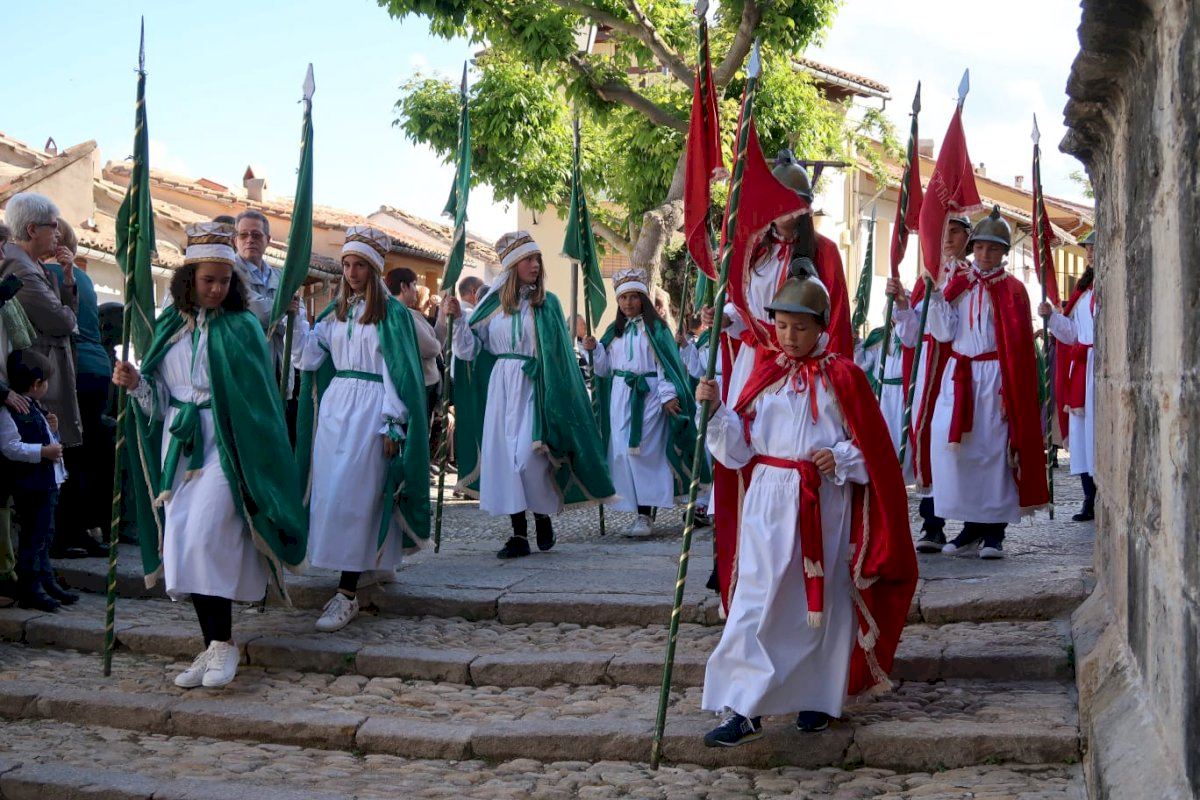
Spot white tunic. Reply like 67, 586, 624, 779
134, 317, 268, 602
592, 319, 678, 511
678, 338, 717, 507
723, 247, 789, 407
857, 334, 911, 483
453, 295, 559, 516
1048, 289, 1095, 475
702, 368, 866, 718
926, 268, 1021, 523
294, 302, 410, 572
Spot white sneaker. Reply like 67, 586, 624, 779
174, 648, 211, 688
942, 539, 981, 557
201, 640, 239, 688
626, 514, 653, 538
315, 592, 359, 632
979, 545, 1005, 560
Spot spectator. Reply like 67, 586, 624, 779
43, 219, 109, 557
0, 221, 31, 599
0, 349, 71, 611
233, 210, 301, 391
212, 214, 236, 225
456, 275, 484, 316
0, 193, 82, 451
386, 268, 442, 408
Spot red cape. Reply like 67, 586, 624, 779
943, 269, 1050, 511
1052, 283, 1094, 442
899, 276, 954, 490
720, 348, 918, 697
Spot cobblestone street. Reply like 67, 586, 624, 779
0, 465, 1093, 798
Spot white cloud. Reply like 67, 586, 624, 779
148, 139, 191, 176
409, 53, 429, 71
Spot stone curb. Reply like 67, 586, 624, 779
0, 609, 1072, 689
0, 680, 1081, 771
54, 549, 1088, 627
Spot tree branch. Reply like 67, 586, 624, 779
714, 0, 761, 87
591, 218, 634, 257
566, 54, 688, 132
549, 0, 692, 85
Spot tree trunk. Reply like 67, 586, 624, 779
629, 152, 687, 287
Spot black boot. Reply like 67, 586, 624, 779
41, 573, 79, 605
534, 513, 555, 552
16, 574, 60, 612
1073, 474, 1096, 522
498, 514, 532, 559
915, 497, 946, 553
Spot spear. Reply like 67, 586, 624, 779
1031, 114, 1057, 518
650, 32, 763, 769
105, 18, 157, 676
899, 70, 970, 469
876, 83, 921, 401
433, 62, 472, 553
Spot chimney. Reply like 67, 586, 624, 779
974, 162, 987, 178
918, 138, 934, 158
242, 165, 267, 202
1014, 175, 1025, 189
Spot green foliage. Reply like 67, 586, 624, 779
382, 0, 892, 247
1068, 169, 1094, 199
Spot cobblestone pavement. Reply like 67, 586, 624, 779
1, 719, 1084, 799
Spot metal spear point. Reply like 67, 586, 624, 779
694, 0, 709, 16
747, 38, 762, 78
1031, 113, 1041, 145
957, 68, 970, 105
913, 80, 921, 114
303, 63, 315, 105
138, 16, 145, 72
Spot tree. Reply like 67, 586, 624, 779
384, 0, 894, 282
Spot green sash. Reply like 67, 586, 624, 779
124, 307, 308, 598
295, 297, 431, 554
596, 316, 710, 498
454, 288, 613, 507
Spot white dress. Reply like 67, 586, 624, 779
453, 293, 560, 516
926, 267, 1022, 523
591, 318, 678, 511
294, 300, 410, 572
133, 315, 268, 602
679, 338, 717, 508
1048, 289, 1095, 475
701, 364, 866, 718
856, 334, 911, 482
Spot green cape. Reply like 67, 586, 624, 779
124, 307, 308, 598
454, 289, 613, 507
295, 296, 431, 554
596, 316, 709, 499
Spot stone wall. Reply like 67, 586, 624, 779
1061, 1, 1198, 798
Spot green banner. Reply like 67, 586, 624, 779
269, 64, 315, 330
561, 117, 606, 324
441, 64, 472, 293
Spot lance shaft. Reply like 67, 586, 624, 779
897, 276, 933, 469
650, 63, 756, 769
433, 296, 455, 552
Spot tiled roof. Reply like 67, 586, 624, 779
0, 141, 96, 204
795, 57, 890, 98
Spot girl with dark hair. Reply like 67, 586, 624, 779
584, 269, 704, 537
292, 226, 430, 633
113, 223, 308, 690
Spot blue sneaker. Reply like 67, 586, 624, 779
703, 713, 764, 747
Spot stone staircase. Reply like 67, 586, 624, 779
0, 489, 1093, 799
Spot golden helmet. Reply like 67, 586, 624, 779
772, 149, 814, 201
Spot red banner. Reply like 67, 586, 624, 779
917, 105, 981, 284
683, 21, 724, 280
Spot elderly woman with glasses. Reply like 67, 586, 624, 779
0, 193, 82, 450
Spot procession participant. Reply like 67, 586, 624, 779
925, 207, 1049, 558
584, 269, 704, 537
677, 316, 717, 532
888, 213, 972, 552
698, 270, 916, 746
113, 222, 308, 688
385, 267, 443, 424
293, 226, 430, 632
1041, 228, 1097, 521
445, 231, 613, 559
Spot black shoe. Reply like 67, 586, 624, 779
795, 711, 831, 732
703, 713, 763, 747
1072, 504, 1094, 522
496, 536, 531, 559
41, 574, 79, 605
915, 529, 946, 553
534, 515, 555, 552
79, 538, 109, 558
49, 545, 88, 560
705, 565, 720, 593
16, 577, 60, 612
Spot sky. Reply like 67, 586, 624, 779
3, 1, 1089, 245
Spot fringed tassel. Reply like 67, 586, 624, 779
182, 468, 203, 482
152, 490, 173, 508
627, 446, 642, 456
807, 610, 823, 628
858, 627, 878, 650
803, 557, 824, 578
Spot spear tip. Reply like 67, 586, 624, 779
303, 63, 315, 102
957, 69, 970, 105
747, 38, 762, 79
1031, 113, 1041, 145
460, 61, 468, 94
912, 81, 921, 114
138, 17, 145, 72
694, 0, 709, 16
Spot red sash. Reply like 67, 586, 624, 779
948, 350, 999, 443
1066, 343, 1091, 412
750, 455, 825, 623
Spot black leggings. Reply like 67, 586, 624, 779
509, 512, 551, 538
636, 505, 653, 517
339, 571, 361, 594
191, 594, 232, 646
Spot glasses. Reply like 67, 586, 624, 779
237, 232, 267, 241
35, 222, 58, 229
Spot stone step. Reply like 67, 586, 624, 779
0, 644, 1081, 771
0, 718, 1087, 800
0, 594, 1073, 688
52, 543, 1090, 627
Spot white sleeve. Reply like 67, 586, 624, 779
893, 304, 921, 348
705, 403, 754, 470
294, 315, 331, 371
1047, 310, 1077, 345
722, 302, 748, 341
654, 355, 676, 404
452, 317, 482, 362
926, 291, 958, 343
829, 439, 868, 486
591, 341, 611, 377
378, 364, 410, 441
0, 409, 41, 463
679, 341, 700, 378
129, 370, 168, 421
